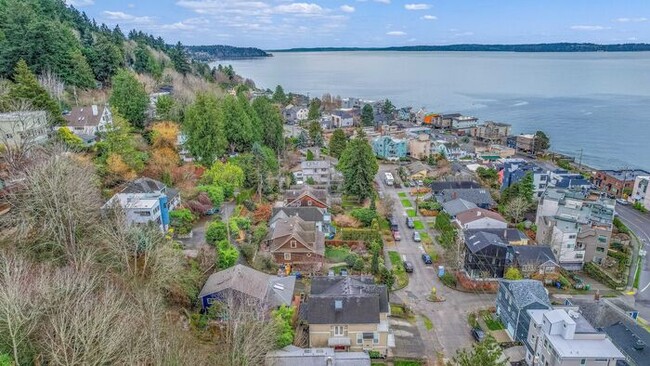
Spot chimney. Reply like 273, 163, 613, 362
476, 210, 481, 217
452, 191, 457, 199
91, 105, 98, 116
594, 289, 600, 302
334, 300, 342, 311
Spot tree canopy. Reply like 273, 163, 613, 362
338, 131, 378, 200
329, 129, 348, 159
8, 60, 63, 124
361, 104, 374, 127
109, 69, 149, 128
183, 93, 228, 166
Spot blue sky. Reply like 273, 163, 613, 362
67, 0, 650, 48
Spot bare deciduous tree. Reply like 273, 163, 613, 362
37, 69, 65, 104
504, 196, 531, 223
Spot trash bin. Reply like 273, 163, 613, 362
585, 284, 591, 291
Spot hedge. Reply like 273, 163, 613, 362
583, 262, 626, 289
340, 228, 382, 243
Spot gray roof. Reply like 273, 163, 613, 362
301, 160, 330, 170
265, 346, 371, 366
599, 169, 650, 182
121, 177, 165, 194
465, 228, 528, 244
267, 216, 325, 255
63, 105, 106, 127
500, 279, 551, 309
513, 245, 557, 266
285, 186, 329, 205
603, 321, 650, 366
199, 264, 296, 308
271, 207, 326, 224
568, 298, 638, 329
438, 188, 496, 207
431, 181, 481, 193
307, 276, 388, 325
442, 198, 478, 216
464, 231, 508, 254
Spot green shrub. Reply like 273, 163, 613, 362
216, 239, 239, 269
440, 272, 456, 287
340, 228, 382, 243
206, 221, 228, 244
350, 208, 378, 227
273, 305, 295, 347
583, 262, 625, 288
344, 253, 359, 266
169, 208, 196, 235
353, 257, 365, 271
557, 274, 571, 288
368, 350, 382, 359
613, 217, 629, 234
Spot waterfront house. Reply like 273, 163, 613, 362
474, 144, 516, 159
331, 110, 354, 128
630, 175, 650, 210
198, 264, 295, 311
264, 216, 325, 271
455, 208, 507, 230
470, 121, 512, 144
437, 188, 497, 209
371, 135, 407, 160
496, 279, 551, 343
515, 134, 537, 153
285, 186, 330, 208
440, 113, 461, 129
62, 104, 112, 137
423, 113, 442, 126
450, 115, 479, 135
408, 133, 432, 160
549, 169, 592, 190
595, 169, 650, 198
463, 230, 513, 278
305, 276, 391, 357
265, 346, 371, 366
0, 110, 49, 148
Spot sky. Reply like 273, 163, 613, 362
67, 0, 650, 49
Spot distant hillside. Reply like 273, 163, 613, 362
185, 45, 271, 61
270, 43, 650, 53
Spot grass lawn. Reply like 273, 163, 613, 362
388, 251, 409, 289
390, 303, 416, 323
421, 315, 434, 331
481, 311, 505, 331
420, 232, 430, 239
406, 209, 417, 217
634, 257, 642, 288
325, 246, 351, 263
413, 220, 425, 230
401, 199, 413, 208
394, 361, 423, 366
398, 192, 407, 198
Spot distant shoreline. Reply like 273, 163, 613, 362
268, 43, 650, 53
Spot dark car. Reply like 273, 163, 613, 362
471, 328, 485, 342
403, 261, 414, 273
406, 217, 415, 229
421, 254, 432, 264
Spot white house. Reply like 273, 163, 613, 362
331, 110, 354, 128
300, 160, 335, 185
62, 105, 112, 137
455, 208, 507, 230
0, 110, 49, 147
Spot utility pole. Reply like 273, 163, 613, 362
577, 148, 583, 171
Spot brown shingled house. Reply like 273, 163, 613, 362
284, 186, 329, 208
62, 105, 112, 137
264, 216, 325, 271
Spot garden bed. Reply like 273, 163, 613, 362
480, 310, 505, 331
400, 199, 413, 208
406, 209, 417, 217
413, 220, 425, 230
325, 246, 352, 263
388, 251, 409, 290
398, 192, 407, 198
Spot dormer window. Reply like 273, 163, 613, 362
290, 240, 297, 248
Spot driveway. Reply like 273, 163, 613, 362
178, 201, 236, 250
617, 205, 650, 319
377, 164, 496, 361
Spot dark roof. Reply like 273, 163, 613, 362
121, 177, 166, 194
438, 188, 496, 207
569, 298, 637, 329
271, 207, 326, 223
442, 198, 478, 216
513, 245, 556, 265
465, 228, 528, 244
307, 276, 388, 324
442, 113, 462, 119
500, 280, 551, 309
430, 181, 481, 193
63, 105, 106, 127
603, 321, 650, 366
285, 186, 328, 205
456, 208, 506, 225
464, 231, 508, 254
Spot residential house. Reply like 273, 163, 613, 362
403, 161, 432, 180
442, 198, 478, 217
408, 133, 432, 160
341, 97, 362, 109
102, 177, 181, 232
535, 188, 615, 269
432, 139, 471, 160
331, 110, 354, 128
423, 113, 442, 126
414, 108, 428, 124
450, 115, 479, 135
437, 188, 497, 209
62, 104, 112, 138
500, 159, 550, 199
265, 346, 371, 366
430, 181, 481, 194
371, 136, 407, 160
595, 169, 650, 198
524, 308, 624, 366
305, 276, 391, 356
549, 170, 592, 190
284, 105, 309, 124
515, 134, 537, 153
440, 113, 462, 129
455, 208, 507, 230
264, 216, 325, 271
396, 107, 411, 121
270, 207, 334, 239
474, 144, 516, 160
463, 230, 513, 278
285, 186, 330, 208
467, 228, 530, 246
470, 121, 512, 144
512, 245, 559, 280
630, 175, 650, 210
496, 279, 552, 343
0, 110, 49, 147
300, 160, 334, 185
198, 264, 296, 311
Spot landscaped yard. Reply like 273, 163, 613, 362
388, 251, 409, 289
420, 232, 429, 239
325, 246, 351, 263
420, 315, 433, 331
413, 220, 425, 230
401, 199, 413, 208
406, 209, 417, 217
481, 311, 505, 331
398, 192, 407, 198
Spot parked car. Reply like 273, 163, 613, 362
406, 217, 415, 229
421, 254, 432, 264
340, 269, 348, 276
413, 231, 421, 242
393, 230, 401, 241
388, 217, 399, 232
471, 328, 485, 342
616, 198, 630, 206
403, 261, 414, 273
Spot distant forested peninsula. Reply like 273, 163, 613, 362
270, 43, 650, 53
185, 45, 271, 60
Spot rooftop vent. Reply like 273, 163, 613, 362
273, 283, 285, 291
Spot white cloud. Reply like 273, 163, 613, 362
340, 5, 355, 13
628, 37, 638, 41
421, 15, 437, 20
386, 31, 407, 36
454, 31, 474, 36
405, 3, 430, 11
274, 3, 326, 15
103, 11, 154, 24
570, 25, 609, 31
374, 0, 391, 4
614, 17, 647, 23
66, 0, 94, 6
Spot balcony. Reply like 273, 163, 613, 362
328, 337, 351, 347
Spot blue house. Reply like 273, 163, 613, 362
496, 279, 551, 343
372, 136, 407, 159
500, 160, 550, 199
199, 264, 296, 311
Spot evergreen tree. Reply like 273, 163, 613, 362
534, 130, 550, 151
313, 133, 324, 148
329, 128, 348, 158
238, 94, 263, 143
296, 131, 309, 149
109, 69, 148, 128
361, 104, 374, 126
170, 42, 191, 76
338, 131, 379, 200
66, 49, 96, 89
252, 96, 284, 154
382, 99, 396, 116
183, 93, 228, 166
371, 250, 379, 274
450, 335, 507, 366
308, 98, 321, 120
308, 121, 322, 143
222, 95, 253, 152
9, 59, 63, 124
272, 85, 287, 104
87, 34, 123, 84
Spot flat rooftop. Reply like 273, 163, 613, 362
599, 169, 650, 181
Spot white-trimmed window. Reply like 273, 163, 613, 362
334, 325, 345, 336
307, 200, 313, 206
290, 240, 297, 248
284, 253, 291, 260
356, 333, 363, 344
373, 332, 379, 344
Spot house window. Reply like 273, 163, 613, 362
356, 333, 363, 345
580, 359, 586, 365
373, 332, 380, 344
307, 200, 313, 206
284, 253, 291, 260
575, 253, 584, 259
568, 235, 576, 239
598, 235, 607, 243
334, 325, 345, 336
290, 240, 297, 248
596, 247, 605, 253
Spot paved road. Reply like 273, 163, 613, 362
617, 205, 650, 319
377, 165, 496, 361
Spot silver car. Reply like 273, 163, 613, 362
413, 231, 421, 242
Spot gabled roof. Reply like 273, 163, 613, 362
284, 186, 329, 207
63, 105, 106, 127
199, 264, 296, 308
456, 208, 506, 225
307, 276, 388, 325
271, 207, 326, 224
513, 245, 557, 266
405, 161, 430, 175
464, 230, 508, 254
442, 198, 478, 216
500, 279, 551, 309
465, 228, 528, 244
121, 177, 166, 194
268, 216, 325, 255
438, 188, 496, 207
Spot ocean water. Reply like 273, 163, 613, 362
215, 51, 650, 171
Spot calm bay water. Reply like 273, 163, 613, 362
216, 51, 650, 171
